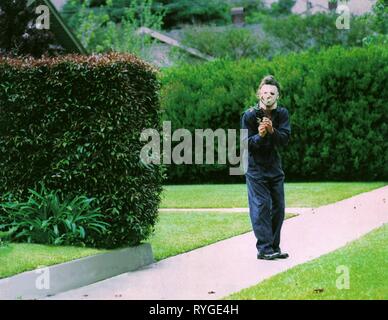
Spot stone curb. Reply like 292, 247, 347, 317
0, 243, 153, 300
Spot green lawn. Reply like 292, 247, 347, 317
3, 181, 384, 280
148, 211, 252, 261
226, 224, 388, 300
0, 244, 106, 279
0, 211, 259, 278
160, 182, 387, 208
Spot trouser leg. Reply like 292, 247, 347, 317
269, 174, 285, 251
246, 174, 274, 254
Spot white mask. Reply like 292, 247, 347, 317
257, 84, 279, 109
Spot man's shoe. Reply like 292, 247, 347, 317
257, 252, 280, 260
274, 251, 289, 259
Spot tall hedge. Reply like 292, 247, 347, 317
161, 45, 388, 183
0, 53, 164, 248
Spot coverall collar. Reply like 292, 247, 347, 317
259, 101, 278, 110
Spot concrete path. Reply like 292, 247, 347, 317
48, 186, 388, 300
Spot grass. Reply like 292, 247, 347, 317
0, 211, 258, 278
0, 211, 295, 278
160, 182, 387, 208
0, 244, 106, 279
148, 211, 253, 261
3, 181, 384, 280
226, 224, 388, 300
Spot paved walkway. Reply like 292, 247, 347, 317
49, 186, 388, 300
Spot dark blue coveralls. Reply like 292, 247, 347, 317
241, 104, 291, 255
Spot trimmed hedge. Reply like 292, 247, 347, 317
161, 45, 388, 183
0, 53, 164, 248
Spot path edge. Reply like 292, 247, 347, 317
0, 243, 154, 300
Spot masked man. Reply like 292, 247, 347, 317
241, 75, 291, 260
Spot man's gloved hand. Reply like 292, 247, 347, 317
258, 122, 267, 137
263, 117, 274, 134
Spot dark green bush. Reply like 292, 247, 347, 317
0, 53, 164, 248
161, 45, 388, 183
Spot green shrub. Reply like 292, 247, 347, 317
260, 13, 373, 54
0, 53, 164, 248
269, 0, 296, 16
161, 45, 388, 183
362, 0, 388, 46
63, 0, 165, 59
0, 185, 108, 246
0, 229, 13, 247
180, 25, 270, 60
63, 0, 230, 30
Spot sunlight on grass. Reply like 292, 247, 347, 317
0, 244, 106, 279
160, 182, 387, 208
147, 211, 252, 261
1, 211, 264, 278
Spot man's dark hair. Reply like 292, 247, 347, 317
258, 75, 281, 95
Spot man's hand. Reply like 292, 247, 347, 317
263, 117, 274, 134
258, 122, 267, 137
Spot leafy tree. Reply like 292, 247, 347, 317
65, 0, 165, 59
262, 12, 373, 53
270, 0, 296, 16
362, 0, 388, 46
63, 0, 232, 29
181, 25, 270, 60
149, 0, 230, 28
0, 0, 62, 57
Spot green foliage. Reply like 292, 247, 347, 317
0, 229, 13, 247
0, 185, 108, 246
245, 0, 296, 23
158, 0, 230, 28
260, 13, 373, 53
0, 53, 165, 248
63, 0, 233, 29
161, 45, 388, 183
363, 0, 388, 46
247, 2, 387, 54
371, 0, 388, 34
269, 0, 296, 16
180, 25, 270, 60
64, 0, 165, 59
0, 0, 63, 57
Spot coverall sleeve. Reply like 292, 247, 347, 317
241, 112, 269, 150
271, 108, 291, 147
